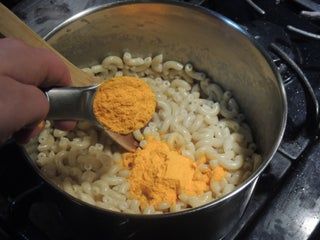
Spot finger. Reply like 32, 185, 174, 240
0, 38, 71, 87
14, 127, 41, 144
0, 76, 48, 142
13, 129, 33, 144
54, 120, 77, 131
23, 120, 45, 129
15, 121, 46, 144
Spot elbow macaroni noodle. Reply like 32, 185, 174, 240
34, 52, 262, 214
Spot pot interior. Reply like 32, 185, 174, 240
24, 2, 286, 210
43, 3, 285, 159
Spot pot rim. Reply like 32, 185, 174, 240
23, 0, 288, 219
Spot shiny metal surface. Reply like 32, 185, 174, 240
287, 25, 320, 40
45, 0, 287, 174
245, 0, 265, 15
45, 86, 138, 152
23, 2, 287, 239
45, 86, 97, 121
13, 0, 117, 37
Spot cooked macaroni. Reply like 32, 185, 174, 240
32, 52, 262, 214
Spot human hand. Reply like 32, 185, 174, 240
0, 38, 75, 144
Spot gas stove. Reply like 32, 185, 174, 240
0, 0, 320, 239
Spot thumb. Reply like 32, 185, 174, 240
0, 76, 48, 143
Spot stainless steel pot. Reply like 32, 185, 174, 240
24, 2, 287, 239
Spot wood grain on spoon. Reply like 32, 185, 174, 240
0, 3, 139, 152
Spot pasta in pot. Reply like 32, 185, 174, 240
34, 52, 262, 214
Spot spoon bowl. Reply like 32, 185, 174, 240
45, 85, 139, 152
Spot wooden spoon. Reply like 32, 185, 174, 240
0, 3, 139, 152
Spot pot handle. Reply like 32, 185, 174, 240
7, 182, 45, 221
2, 182, 49, 239
6, 182, 74, 239
270, 43, 320, 137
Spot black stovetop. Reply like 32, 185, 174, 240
0, 0, 320, 239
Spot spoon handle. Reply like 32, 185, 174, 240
0, 3, 92, 87
45, 86, 97, 121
